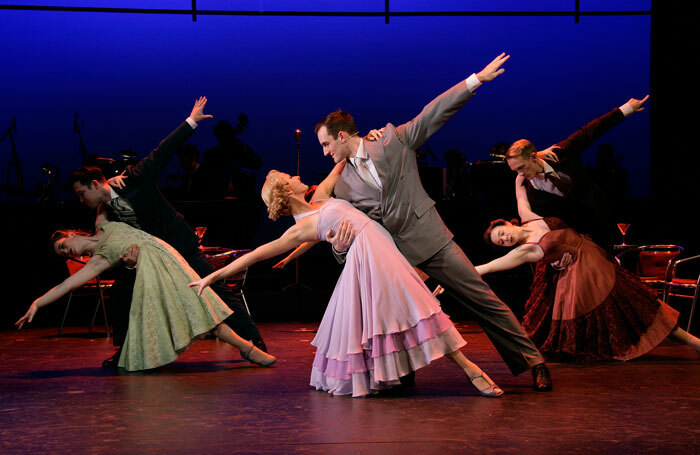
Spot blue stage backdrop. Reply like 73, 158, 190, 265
1, 1, 650, 201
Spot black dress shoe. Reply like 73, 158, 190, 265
399, 371, 416, 388
102, 348, 122, 369
532, 363, 553, 392
251, 337, 267, 353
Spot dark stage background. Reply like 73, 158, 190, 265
1, 1, 696, 329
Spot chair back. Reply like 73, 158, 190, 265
637, 246, 683, 278
66, 256, 99, 283
202, 247, 251, 281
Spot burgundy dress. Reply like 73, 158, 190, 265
522, 218, 679, 362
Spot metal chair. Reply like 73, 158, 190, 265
615, 245, 684, 297
58, 256, 112, 337
662, 254, 700, 333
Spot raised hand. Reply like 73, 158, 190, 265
16, 302, 39, 329
326, 219, 355, 254
364, 128, 386, 142
475, 52, 510, 82
627, 95, 649, 113
189, 96, 214, 123
108, 171, 128, 189
536, 144, 561, 163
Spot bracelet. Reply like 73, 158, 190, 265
332, 245, 347, 256
125, 264, 136, 270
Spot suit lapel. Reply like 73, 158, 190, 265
363, 139, 388, 192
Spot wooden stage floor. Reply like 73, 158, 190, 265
1, 321, 699, 454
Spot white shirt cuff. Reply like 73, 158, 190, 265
619, 103, 634, 117
466, 73, 482, 93
186, 117, 198, 129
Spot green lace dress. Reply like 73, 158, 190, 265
93, 222, 233, 371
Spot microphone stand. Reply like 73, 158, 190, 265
1, 116, 24, 190
282, 129, 312, 293
74, 113, 88, 165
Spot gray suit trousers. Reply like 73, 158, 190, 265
418, 240, 544, 376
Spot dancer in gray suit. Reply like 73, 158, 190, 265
314, 53, 552, 391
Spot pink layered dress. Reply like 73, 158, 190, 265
303, 199, 466, 397
523, 218, 679, 362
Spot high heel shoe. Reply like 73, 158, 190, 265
468, 371, 504, 398
240, 344, 277, 367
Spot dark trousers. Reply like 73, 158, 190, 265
418, 240, 544, 376
109, 247, 261, 348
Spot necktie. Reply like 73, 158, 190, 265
352, 157, 380, 191
544, 171, 573, 196
107, 197, 141, 229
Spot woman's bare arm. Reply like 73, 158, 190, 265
313, 161, 346, 200
515, 175, 540, 221
16, 255, 111, 328
190, 216, 318, 294
475, 244, 543, 276
272, 240, 320, 269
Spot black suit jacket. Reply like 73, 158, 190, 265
525, 107, 625, 246
111, 121, 199, 255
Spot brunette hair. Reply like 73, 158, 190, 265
49, 229, 91, 253
314, 110, 358, 138
68, 166, 107, 187
483, 218, 520, 247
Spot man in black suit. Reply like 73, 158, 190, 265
69, 97, 266, 367
505, 95, 649, 250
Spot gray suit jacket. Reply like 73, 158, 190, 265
334, 80, 474, 265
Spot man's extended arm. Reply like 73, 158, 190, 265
127, 96, 213, 181
396, 53, 510, 151
556, 95, 649, 158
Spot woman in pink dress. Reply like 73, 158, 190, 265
476, 175, 700, 361
190, 164, 503, 397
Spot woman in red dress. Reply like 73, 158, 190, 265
475, 175, 700, 361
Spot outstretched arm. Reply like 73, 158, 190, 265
314, 161, 346, 200
272, 241, 319, 269
397, 53, 510, 150
16, 256, 111, 328
515, 175, 540, 221
128, 96, 213, 181
275, 219, 352, 268
475, 244, 543, 276
556, 94, 648, 159
190, 217, 317, 295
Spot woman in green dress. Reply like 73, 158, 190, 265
15, 220, 276, 371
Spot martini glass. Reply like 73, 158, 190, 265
616, 223, 630, 246
194, 226, 208, 247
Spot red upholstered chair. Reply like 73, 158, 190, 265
615, 245, 684, 296
58, 256, 112, 337
202, 247, 253, 316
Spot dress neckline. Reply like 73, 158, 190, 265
293, 210, 319, 221
293, 198, 331, 221
524, 229, 553, 245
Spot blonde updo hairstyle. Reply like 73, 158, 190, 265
261, 170, 292, 221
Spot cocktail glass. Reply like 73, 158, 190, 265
617, 223, 630, 246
